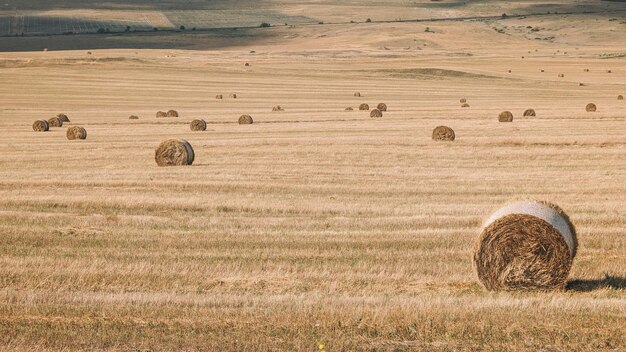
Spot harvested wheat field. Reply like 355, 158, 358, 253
0, 1, 625, 351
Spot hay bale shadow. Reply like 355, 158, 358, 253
567, 275, 626, 292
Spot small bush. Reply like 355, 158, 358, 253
260, 22, 271, 28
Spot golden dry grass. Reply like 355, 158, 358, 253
0, 5, 625, 351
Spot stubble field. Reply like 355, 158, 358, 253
0, 3, 625, 351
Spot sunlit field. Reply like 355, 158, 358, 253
0, 1, 625, 350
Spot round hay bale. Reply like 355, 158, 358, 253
66, 126, 87, 140
498, 111, 513, 122
190, 119, 207, 131
57, 114, 70, 123
239, 114, 253, 125
345, 107, 354, 111
230, 93, 237, 99
354, 92, 361, 97
377, 103, 387, 111
460, 98, 467, 103
461, 103, 470, 108
245, 63, 250, 67
370, 109, 383, 118
359, 103, 370, 111
473, 201, 577, 291
618, 95, 623, 100
432, 126, 455, 141
584, 68, 590, 72
167, 110, 179, 117
155, 139, 194, 166
216, 94, 223, 99
129, 115, 139, 120
272, 105, 284, 112
48, 117, 63, 127
32, 120, 49, 132
607, 70, 612, 74
540, 69, 544, 73
523, 109, 536, 117
156, 111, 167, 118
585, 103, 596, 112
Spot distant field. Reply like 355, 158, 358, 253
1, 0, 625, 37
0, 10, 316, 36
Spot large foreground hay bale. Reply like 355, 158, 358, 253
156, 111, 167, 118
432, 126, 455, 141
66, 126, 87, 140
498, 111, 513, 122
473, 201, 577, 291
33, 120, 49, 132
460, 98, 467, 103
272, 105, 284, 111
239, 114, 253, 124
190, 119, 207, 131
370, 109, 383, 118
523, 109, 536, 117
129, 115, 139, 120
155, 139, 194, 166
618, 95, 623, 100
359, 103, 369, 111
377, 103, 387, 111
167, 110, 179, 117
57, 114, 70, 123
585, 103, 596, 112
48, 117, 63, 127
